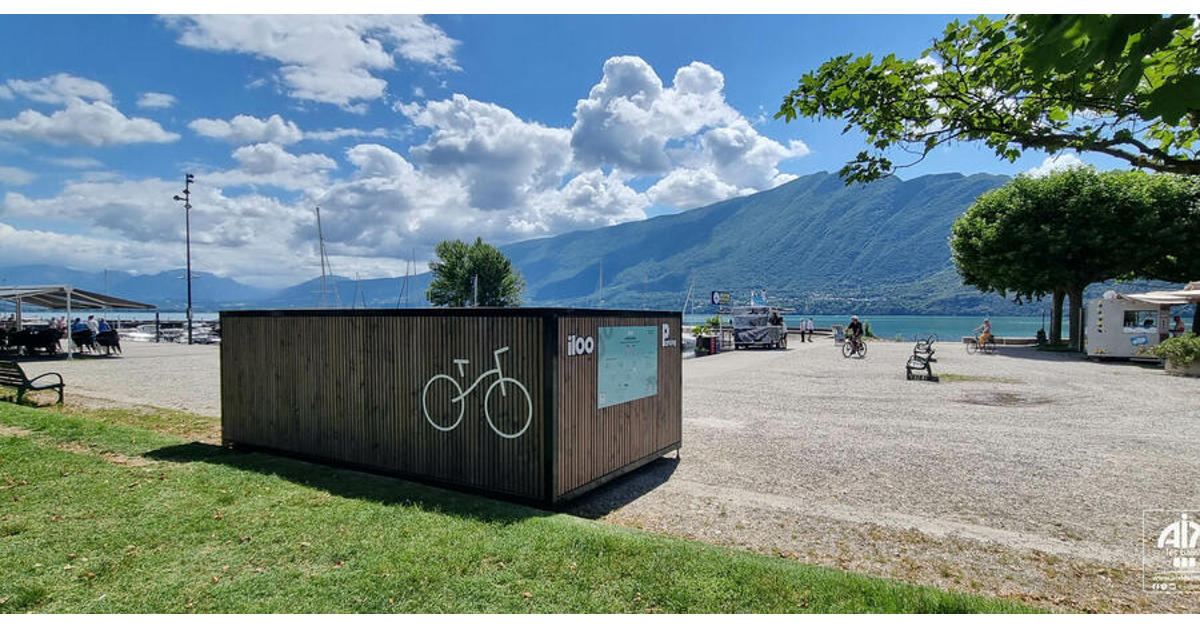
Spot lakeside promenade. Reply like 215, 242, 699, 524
19, 338, 1200, 612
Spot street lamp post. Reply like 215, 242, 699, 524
173, 174, 195, 345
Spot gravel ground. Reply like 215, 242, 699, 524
18, 342, 222, 416
14, 337, 1200, 612
572, 339, 1200, 612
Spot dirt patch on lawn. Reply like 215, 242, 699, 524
59, 395, 221, 444
52, 440, 156, 467
0, 424, 34, 438
0, 419, 156, 467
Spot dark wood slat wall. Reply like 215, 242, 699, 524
221, 310, 681, 504
553, 315, 682, 498
221, 312, 546, 501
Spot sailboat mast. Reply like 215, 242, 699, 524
316, 207, 329, 308
407, 249, 414, 308
314, 206, 341, 308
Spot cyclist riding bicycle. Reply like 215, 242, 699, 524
973, 317, 992, 346
846, 315, 864, 347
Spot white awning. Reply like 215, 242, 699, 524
0, 285, 156, 310
1121, 283, 1200, 306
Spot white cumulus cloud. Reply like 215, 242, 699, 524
345, 143, 414, 178
0, 166, 35, 186
0, 99, 179, 146
646, 168, 747, 210
1, 179, 314, 283
231, 142, 336, 176
1025, 153, 1087, 178
567, 56, 804, 208
400, 94, 572, 210
137, 92, 177, 109
0, 55, 811, 288
1, 73, 113, 104
692, 120, 807, 190
570, 57, 744, 175
45, 157, 104, 169
524, 169, 648, 235
203, 143, 337, 192
305, 127, 391, 142
163, 15, 459, 110
189, 114, 305, 145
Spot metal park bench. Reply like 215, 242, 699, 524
905, 334, 939, 382
0, 359, 64, 405
913, 333, 937, 361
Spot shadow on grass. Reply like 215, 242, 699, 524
566, 456, 680, 519
146, 440, 680, 524
146, 441, 550, 526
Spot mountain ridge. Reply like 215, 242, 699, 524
495, 171, 1019, 313
5, 171, 1162, 315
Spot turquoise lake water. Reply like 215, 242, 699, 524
683, 314, 1061, 341
12, 308, 1058, 340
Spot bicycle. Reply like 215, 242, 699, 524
841, 335, 867, 358
421, 346, 533, 439
965, 334, 997, 355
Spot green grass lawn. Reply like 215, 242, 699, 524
0, 401, 1035, 613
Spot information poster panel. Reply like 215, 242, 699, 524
597, 325, 658, 409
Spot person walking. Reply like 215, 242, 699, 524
804, 316, 815, 342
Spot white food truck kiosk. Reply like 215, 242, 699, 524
1085, 282, 1199, 359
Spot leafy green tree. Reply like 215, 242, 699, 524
951, 168, 1200, 349
1141, 175, 1200, 333
951, 186, 1067, 342
777, 14, 1200, 183
426, 237, 525, 307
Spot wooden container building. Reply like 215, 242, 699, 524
220, 308, 682, 504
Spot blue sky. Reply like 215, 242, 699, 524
0, 14, 1112, 287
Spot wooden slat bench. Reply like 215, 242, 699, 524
0, 360, 64, 405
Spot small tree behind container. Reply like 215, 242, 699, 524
427, 237, 526, 307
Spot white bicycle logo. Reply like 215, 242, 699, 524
421, 346, 533, 439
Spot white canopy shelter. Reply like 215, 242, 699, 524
1121, 282, 1200, 306
0, 285, 156, 359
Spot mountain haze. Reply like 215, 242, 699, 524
0, 266, 270, 309
6, 171, 1134, 315
499, 171, 1016, 313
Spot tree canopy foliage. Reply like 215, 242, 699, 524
426, 237, 525, 307
950, 168, 1200, 346
777, 14, 1200, 183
